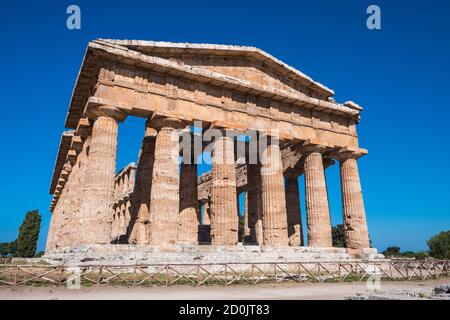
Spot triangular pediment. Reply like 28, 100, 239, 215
65, 39, 361, 129
99, 39, 334, 100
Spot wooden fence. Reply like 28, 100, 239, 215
0, 260, 448, 287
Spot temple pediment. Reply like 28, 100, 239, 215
64, 39, 362, 129
100, 39, 334, 100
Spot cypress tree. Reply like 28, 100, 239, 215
16, 210, 41, 258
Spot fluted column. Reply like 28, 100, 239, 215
243, 192, 250, 242
111, 208, 119, 240
123, 199, 132, 238
304, 150, 332, 247
179, 160, 199, 243
46, 163, 72, 252
127, 124, 156, 244
148, 117, 185, 245
78, 105, 127, 244
340, 154, 370, 250
260, 139, 288, 246
285, 173, 303, 246
203, 201, 211, 225
210, 130, 238, 245
119, 202, 126, 238
69, 136, 91, 245
247, 164, 263, 244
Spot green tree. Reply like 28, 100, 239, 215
9, 240, 17, 257
332, 224, 346, 248
0, 242, 10, 256
382, 246, 401, 257
16, 210, 41, 258
427, 230, 450, 259
402, 251, 429, 260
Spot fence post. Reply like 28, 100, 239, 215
224, 264, 228, 286
133, 266, 137, 287
251, 264, 255, 284
165, 265, 169, 286
13, 266, 19, 286
97, 267, 103, 285
196, 264, 200, 287
58, 267, 63, 287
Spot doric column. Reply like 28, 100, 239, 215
127, 124, 156, 244
247, 164, 263, 244
78, 105, 127, 244
338, 149, 370, 250
111, 209, 118, 241
119, 202, 126, 238
148, 116, 185, 245
285, 172, 303, 246
260, 138, 288, 246
210, 130, 238, 245
178, 152, 199, 243
203, 201, 211, 225
302, 141, 332, 247
124, 199, 132, 239
243, 192, 250, 242
72, 139, 91, 239
46, 162, 72, 252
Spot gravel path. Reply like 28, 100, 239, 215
1, 277, 449, 300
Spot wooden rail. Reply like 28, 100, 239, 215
0, 260, 448, 287
0, 258, 12, 265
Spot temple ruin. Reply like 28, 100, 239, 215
46, 39, 378, 263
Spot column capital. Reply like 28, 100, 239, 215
67, 149, 78, 164
63, 162, 72, 172
329, 146, 368, 161
75, 118, 92, 139
86, 104, 127, 122
150, 113, 190, 131
299, 139, 330, 154
71, 135, 84, 154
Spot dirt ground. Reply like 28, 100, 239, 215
0, 277, 448, 300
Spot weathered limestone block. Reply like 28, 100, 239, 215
304, 152, 333, 247
247, 164, 263, 244
78, 105, 127, 245
340, 157, 370, 250
148, 117, 185, 245
285, 174, 303, 246
260, 141, 289, 246
178, 163, 199, 243
128, 126, 156, 244
210, 132, 238, 245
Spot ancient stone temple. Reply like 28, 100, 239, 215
46, 39, 378, 263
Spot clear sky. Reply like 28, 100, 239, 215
0, 0, 449, 252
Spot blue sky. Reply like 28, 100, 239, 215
0, 0, 449, 252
